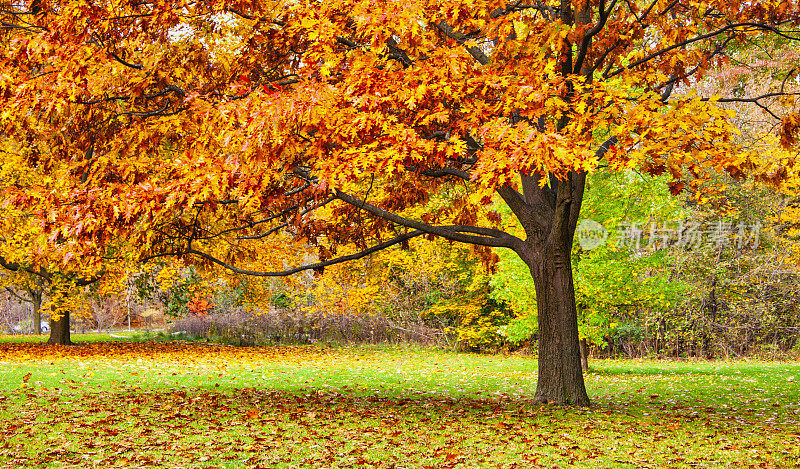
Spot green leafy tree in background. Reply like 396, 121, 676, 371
574, 170, 687, 368
492, 169, 687, 368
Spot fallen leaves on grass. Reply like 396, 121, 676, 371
0, 342, 797, 468
1, 387, 798, 468
0, 340, 327, 363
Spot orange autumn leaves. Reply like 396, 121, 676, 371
0, 0, 798, 286
0, 340, 327, 365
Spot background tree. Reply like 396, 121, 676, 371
0, 269, 46, 334
0, 104, 104, 344
573, 169, 687, 369
2, 1, 800, 404
654, 29, 800, 359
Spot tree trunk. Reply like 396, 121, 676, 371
580, 338, 589, 373
47, 311, 72, 345
524, 243, 590, 406
20, 286, 44, 335
31, 291, 42, 335
500, 170, 589, 406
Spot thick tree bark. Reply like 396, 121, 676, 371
47, 311, 72, 345
504, 170, 590, 406
523, 243, 590, 406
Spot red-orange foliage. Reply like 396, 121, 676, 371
187, 294, 214, 317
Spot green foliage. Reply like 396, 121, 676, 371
129, 330, 185, 343
270, 292, 294, 309
573, 169, 688, 347
132, 267, 159, 301
486, 169, 688, 350
152, 267, 206, 318
608, 176, 800, 359
165, 280, 194, 317
580, 170, 686, 228
574, 246, 687, 347
609, 321, 646, 346
488, 247, 538, 318
496, 313, 537, 346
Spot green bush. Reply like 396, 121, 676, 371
497, 313, 537, 346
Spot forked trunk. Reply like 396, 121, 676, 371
47, 311, 72, 345
524, 243, 590, 406
500, 171, 589, 405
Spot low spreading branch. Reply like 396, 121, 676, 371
184, 230, 426, 277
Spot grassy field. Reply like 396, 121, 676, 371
0, 338, 798, 468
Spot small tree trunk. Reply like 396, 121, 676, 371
579, 338, 589, 373
47, 311, 72, 345
30, 290, 42, 335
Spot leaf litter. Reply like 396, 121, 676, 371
0, 342, 798, 468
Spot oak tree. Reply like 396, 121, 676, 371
2, 1, 800, 404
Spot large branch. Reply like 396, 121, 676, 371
334, 190, 521, 249
496, 184, 553, 238
5, 287, 32, 304
89, 35, 144, 70
594, 135, 618, 160
713, 88, 800, 120
237, 197, 336, 240
182, 230, 426, 277
182, 196, 335, 242
592, 70, 672, 162
0, 19, 42, 33
433, 21, 490, 66
605, 23, 791, 80
573, 0, 617, 74
0, 256, 50, 281
418, 167, 470, 179
0, 255, 100, 286
336, 35, 414, 69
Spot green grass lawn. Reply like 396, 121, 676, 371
0, 339, 797, 468
0, 331, 142, 343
